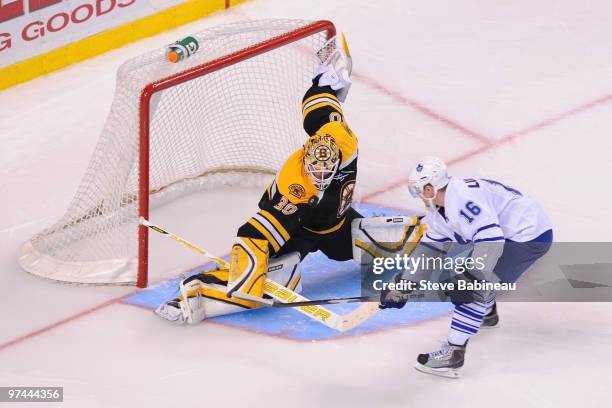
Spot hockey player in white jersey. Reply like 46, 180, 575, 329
380, 156, 553, 378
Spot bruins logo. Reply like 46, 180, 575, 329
338, 180, 355, 218
288, 183, 306, 199
314, 145, 332, 161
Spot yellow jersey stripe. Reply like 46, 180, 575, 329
248, 218, 281, 252
303, 101, 343, 119
302, 218, 346, 235
302, 92, 340, 109
259, 210, 291, 241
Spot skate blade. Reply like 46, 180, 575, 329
414, 363, 461, 379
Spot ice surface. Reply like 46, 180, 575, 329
1, 0, 611, 406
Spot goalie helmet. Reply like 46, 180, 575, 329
407, 156, 450, 199
303, 134, 340, 191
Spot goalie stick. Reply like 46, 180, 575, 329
270, 296, 377, 307
270, 292, 426, 307
140, 218, 379, 331
268, 293, 426, 308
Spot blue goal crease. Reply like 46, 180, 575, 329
123, 203, 453, 340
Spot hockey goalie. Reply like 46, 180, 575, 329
155, 35, 424, 325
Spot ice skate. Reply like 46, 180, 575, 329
481, 302, 499, 328
415, 342, 467, 379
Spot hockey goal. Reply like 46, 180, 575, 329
19, 19, 336, 287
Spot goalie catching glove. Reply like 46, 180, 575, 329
314, 33, 352, 102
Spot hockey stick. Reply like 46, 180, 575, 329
140, 218, 379, 331
270, 296, 378, 307
268, 291, 427, 307
140, 218, 227, 266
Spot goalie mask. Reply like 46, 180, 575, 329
303, 134, 340, 191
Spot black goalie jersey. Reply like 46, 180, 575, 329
236, 78, 361, 261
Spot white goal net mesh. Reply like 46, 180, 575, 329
19, 19, 331, 284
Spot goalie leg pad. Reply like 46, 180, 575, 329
154, 276, 209, 325
181, 269, 261, 308
155, 250, 303, 324
155, 269, 261, 325
182, 252, 303, 304
154, 300, 188, 324
227, 237, 269, 300
154, 295, 256, 325
267, 251, 302, 293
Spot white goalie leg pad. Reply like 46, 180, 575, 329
154, 295, 246, 324
178, 277, 209, 324
200, 300, 248, 319
155, 278, 251, 324
155, 278, 210, 325
154, 301, 186, 324
351, 215, 426, 264
267, 251, 302, 293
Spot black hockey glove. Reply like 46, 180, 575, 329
379, 273, 414, 309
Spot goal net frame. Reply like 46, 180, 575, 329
19, 19, 336, 288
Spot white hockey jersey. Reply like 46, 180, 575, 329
422, 177, 552, 244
